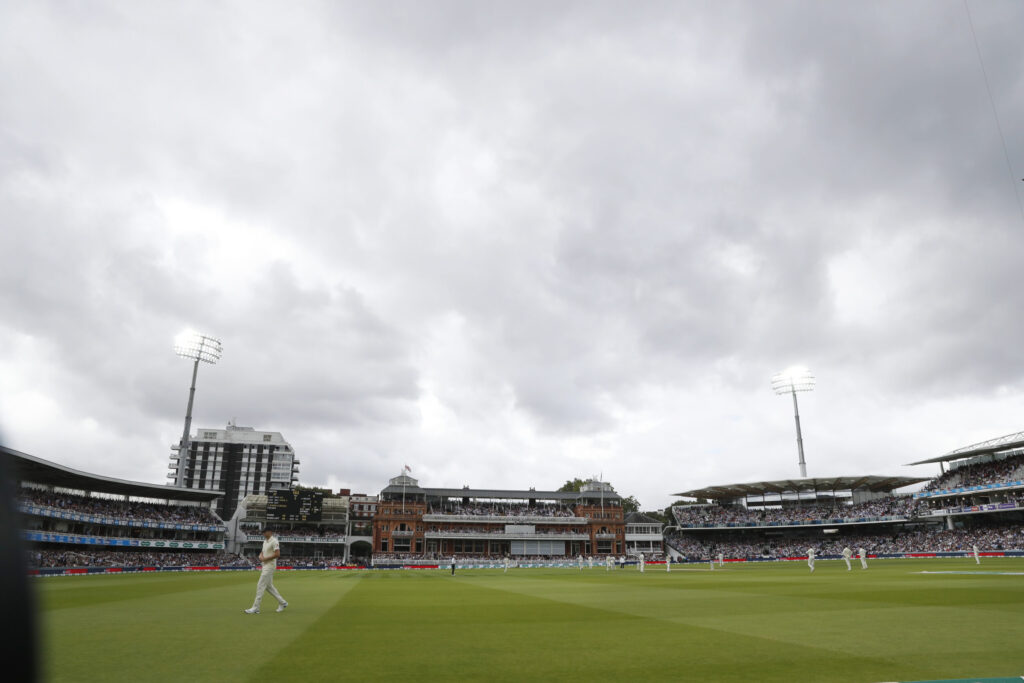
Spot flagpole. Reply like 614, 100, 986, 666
402, 465, 410, 514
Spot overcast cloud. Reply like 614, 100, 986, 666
2, 0, 1023, 510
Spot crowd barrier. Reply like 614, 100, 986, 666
914, 481, 1024, 499
29, 551, 1024, 576
23, 531, 224, 551
31, 564, 359, 576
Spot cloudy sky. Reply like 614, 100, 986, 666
2, 1, 1023, 510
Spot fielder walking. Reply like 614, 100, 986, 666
807, 547, 816, 573
842, 546, 852, 571
973, 545, 981, 565
244, 529, 287, 615
858, 547, 868, 570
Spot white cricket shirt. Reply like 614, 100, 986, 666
262, 536, 280, 570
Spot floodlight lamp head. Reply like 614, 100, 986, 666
771, 366, 815, 395
174, 329, 223, 364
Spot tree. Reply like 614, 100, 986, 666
643, 509, 671, 524
295, 484, 333, 494
557, 478, 587, 493
621, 495, 640, 514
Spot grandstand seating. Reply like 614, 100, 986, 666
29, 549, 246, 569
668, 450, 1024, 562
9, 449, 230, 569
19, 488, 223, 527
426, 503, 575, 518
665, 522, 1024, 559
672, 496, 922, 528
921, 453, 1024, 493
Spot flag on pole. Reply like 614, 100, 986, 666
403, 464, 411, 474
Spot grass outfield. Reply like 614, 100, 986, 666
38, 558, 1024, 683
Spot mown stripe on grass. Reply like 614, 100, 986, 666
465, 565, 1024, 681
42, 572, 362, 683
39, 571, 257, 610
249, 570, 904, 683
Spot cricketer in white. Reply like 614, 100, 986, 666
244, 529, 288, 615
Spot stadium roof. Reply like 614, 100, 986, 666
2, 445, 223, 502
674, 475, 928, 501
625, 512, 663, 525
905, 430, 1024, 466
428, 485, 618, 501
382, 486, 621, 501
379, 473, 623, 501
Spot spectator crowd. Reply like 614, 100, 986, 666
664, 523, 1024, 559
427, 502, 576, 518
29, 549, 246, 568
672, 497, 922, 528
257, 526, 346, 539
922, 453, 1024, 493
19, 488, 221, 525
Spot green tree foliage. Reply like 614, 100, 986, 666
295, 484, 333, 494
557, 478, 587, 492
621, 495, 640, 514
643, 509, 671, 524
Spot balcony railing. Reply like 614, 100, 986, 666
422, 514, 586, 524
424, 531, 589, 540
674, 516, 911, 530
913, 479, 1024, 499
246, 534, 347, 544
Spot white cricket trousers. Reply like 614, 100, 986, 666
252, 567, 286, 610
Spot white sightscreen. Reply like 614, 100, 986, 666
510, 540, 566, 556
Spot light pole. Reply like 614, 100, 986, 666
174, 330, 222, 488
771, 366, 815, 478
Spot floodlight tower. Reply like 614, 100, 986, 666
173, 330, 223, 488
771, 366, 815, 478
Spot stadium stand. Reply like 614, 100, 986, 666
671, 495, 922, 528
371, 473, 630, 563
3, 445, 233, 573
920, 452, 1024, 493
12, 429, 1024, 574
31, 549, 247, 568
669, 436, 1024, 562
229, 493, 353, 564
426, 502, 576, 517
665, 522, 1024, 559
19, 488, 221, 525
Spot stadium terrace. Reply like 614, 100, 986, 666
666, 431, 1024, 562
5, 429, 1024, 573
371, 473, 631, 562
